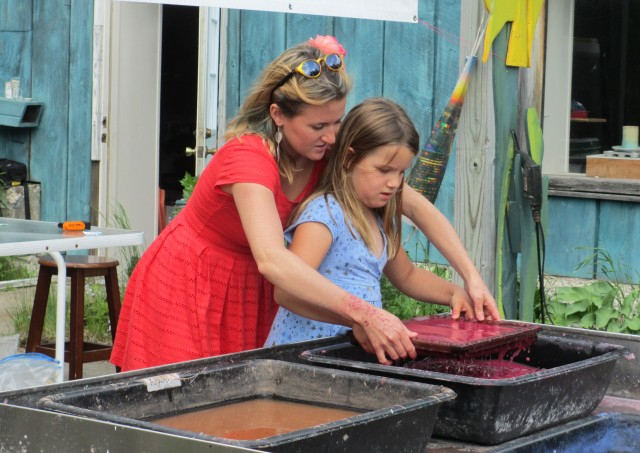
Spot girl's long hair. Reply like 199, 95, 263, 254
225, 42, 352, 182
292, 98, 419, 258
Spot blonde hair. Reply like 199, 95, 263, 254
293, 98, 419, 259
225, 42, 352, 182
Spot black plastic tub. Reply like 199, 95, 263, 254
300, 333, 628, 445
37, 359, 456, 453
492, 412, 640, 453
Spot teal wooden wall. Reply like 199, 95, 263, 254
0, 0, 93, 222
224, 0, 461, 265
546, 196, 640, 282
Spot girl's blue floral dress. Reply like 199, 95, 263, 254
265, 194, 387, 346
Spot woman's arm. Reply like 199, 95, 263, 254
231, 182, 417, 364
401, 184, 500, 320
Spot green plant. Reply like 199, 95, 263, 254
9, 281, 113, 346
180, 172, 199, 201
83, 281, 114, 343
544, 248, 640, 334
0, 186, 7, 213
381, 253, 452, 319
0, 256, 33, 281
382, 275, 451, 319
9, 298, 38, 343
108, 201, 141, 279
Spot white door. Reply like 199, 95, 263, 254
95, 2, 220, 248
194, 7, 222, 175
104, 0, 162, 246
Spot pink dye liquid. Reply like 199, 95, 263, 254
400, 316, 542, 378
404, 357, 541, 379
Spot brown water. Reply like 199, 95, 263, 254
152, 398, 363, 440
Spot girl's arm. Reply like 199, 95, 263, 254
272, 219, 347, 326
401, 184, 500, 320
231, 182, 417, 365
383, 248, 475, 319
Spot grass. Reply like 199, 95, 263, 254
0, 256, 33, 282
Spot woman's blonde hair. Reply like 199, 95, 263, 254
225, 41, 352, 182
293, 98, 419, 258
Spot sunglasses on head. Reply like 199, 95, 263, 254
270, 53, 344, 103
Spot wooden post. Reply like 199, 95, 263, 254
455, 4, 496, 293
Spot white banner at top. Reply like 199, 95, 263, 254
117, 0, 418, 23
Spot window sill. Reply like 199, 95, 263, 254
547, 174, 640, 202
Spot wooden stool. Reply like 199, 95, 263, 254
26, 255, 121, 380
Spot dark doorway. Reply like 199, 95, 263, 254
569, 0, 640, 172
159, 5, 198, 206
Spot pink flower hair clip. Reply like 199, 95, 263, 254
309, 35, 347, 57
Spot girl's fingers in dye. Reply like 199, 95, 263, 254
466, 278, 501, 321
450, 289, 475, 320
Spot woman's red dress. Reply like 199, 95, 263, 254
111, 135, 324, 371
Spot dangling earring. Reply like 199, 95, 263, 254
274, 126, 283, 162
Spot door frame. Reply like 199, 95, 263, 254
92, 1, 222, 247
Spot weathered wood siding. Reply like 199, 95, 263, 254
224, 0, 461, 265
0, 0, 93, 221
546, 196, 640, 281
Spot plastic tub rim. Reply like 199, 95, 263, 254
37, 359, 457, 448
299, 334, 629, 386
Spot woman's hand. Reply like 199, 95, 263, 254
345, 295, 417, 365
351, 324, 373, 354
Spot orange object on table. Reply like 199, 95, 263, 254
58, 221, 90, 231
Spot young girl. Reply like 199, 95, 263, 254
266, 98, 476, 353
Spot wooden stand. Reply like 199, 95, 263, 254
586, 154, 640, 180
26, 255, 121, 380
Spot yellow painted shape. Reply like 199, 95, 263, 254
505, 0, 528, 66
482, 0, 517, 63
482, 0, 545, 68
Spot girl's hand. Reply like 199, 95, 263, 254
465, 276, 501, 321
449, 287, 476, 320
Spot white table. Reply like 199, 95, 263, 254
0, 217, 144, 381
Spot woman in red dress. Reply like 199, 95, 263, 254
111, 36, 499, 372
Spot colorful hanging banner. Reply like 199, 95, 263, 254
407, 55, 478, 202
